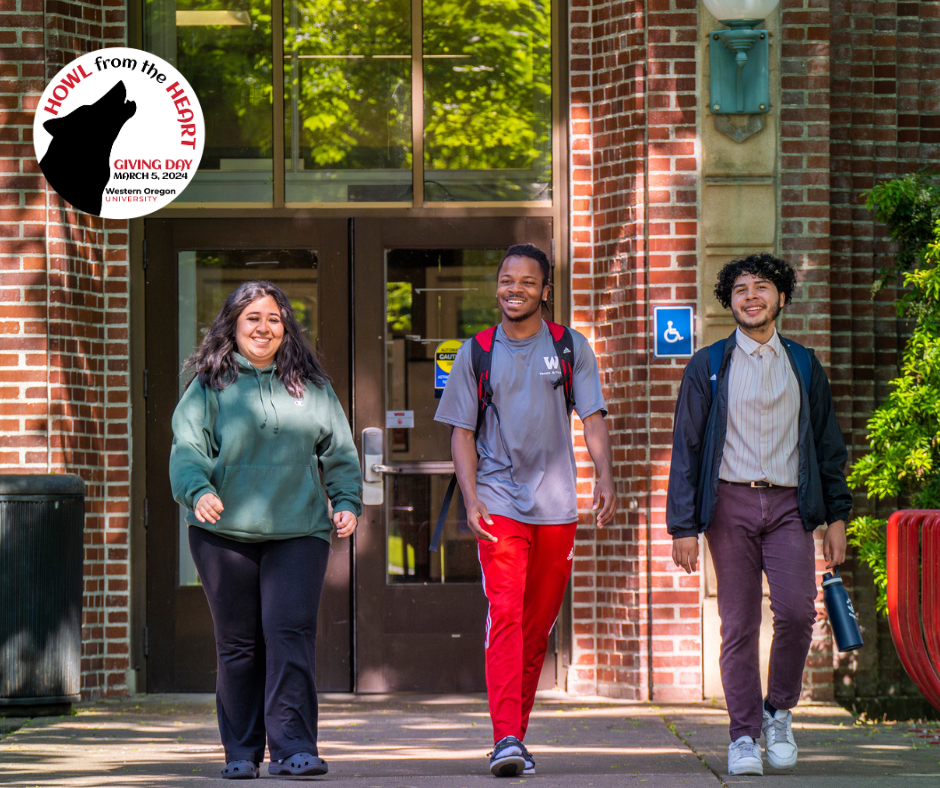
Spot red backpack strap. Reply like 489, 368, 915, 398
545, 320, 566, 342
475, 325, 497, 352
470, 326, 499, 439
546, 322, 576, 417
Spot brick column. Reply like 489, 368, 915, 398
569, 0, 700, 701
0, 1, 131, 698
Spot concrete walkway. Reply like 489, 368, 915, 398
1, 693, 937, 787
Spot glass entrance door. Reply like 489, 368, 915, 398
353, 217, 558, 691
144, 218, 350, 691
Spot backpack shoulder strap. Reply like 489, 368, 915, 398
546, 321, 576, 417
708, 339, 726, 401
470, 326, 499, 439
780, 337, 812, 393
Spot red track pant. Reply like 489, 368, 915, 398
477, 514, 578, 744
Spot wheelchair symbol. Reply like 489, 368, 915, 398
663, 321, 684, 344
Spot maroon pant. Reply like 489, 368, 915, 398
705, 483, 818, 741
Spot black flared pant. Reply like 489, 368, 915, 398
189, 526, 330, 764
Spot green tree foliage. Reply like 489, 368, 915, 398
865, 172, 940, 295
172, 1, 275, 163
386, 281, 413, 333
849, 173, 940, 613
423, 0, 550, 173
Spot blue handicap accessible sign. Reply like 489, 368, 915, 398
653, 305, 694, 359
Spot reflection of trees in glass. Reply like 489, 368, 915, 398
387, 282, 413, 333
283, 0, 550, 174
286, 0, 411, 168
424, 0, 551, 173
174, 0, 274, 165
152, 0, 551, 185
457, 268, 498, 336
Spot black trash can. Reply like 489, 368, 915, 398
0, 474, 84, 716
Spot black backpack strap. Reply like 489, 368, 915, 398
546, 321, 576, 417
430, 473, 458, 553
432, 327, 498, 553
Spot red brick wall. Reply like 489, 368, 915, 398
828, 0, 940, 710
570, 0, 939, 706
569, 0, 701, 701
0, 2, 130, 698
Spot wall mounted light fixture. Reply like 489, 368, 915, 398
704, 0, 779, 115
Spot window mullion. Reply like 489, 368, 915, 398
411, 0, 424, 208
273, 0, 286, 208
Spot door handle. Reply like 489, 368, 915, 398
361, 428, 384, 505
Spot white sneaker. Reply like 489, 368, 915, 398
762, 708, 798, 769
728, 735, 763, 776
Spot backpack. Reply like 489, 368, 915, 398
707, 334, 813, 400
430, 322, 576, 553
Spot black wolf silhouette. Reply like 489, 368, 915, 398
39, 81, 137, 216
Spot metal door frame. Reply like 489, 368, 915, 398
142, 217, 351, 691
351, 217, 567, 692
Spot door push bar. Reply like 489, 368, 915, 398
361, 428, 455, 506
370, 461, 455, 475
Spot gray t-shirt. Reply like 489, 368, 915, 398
434, 322, 607, 524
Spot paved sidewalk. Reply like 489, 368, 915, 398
0, 693, 937, 787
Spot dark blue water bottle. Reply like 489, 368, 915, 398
822, 567, 863, 652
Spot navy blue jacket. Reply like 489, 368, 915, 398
666, 332, 853, 539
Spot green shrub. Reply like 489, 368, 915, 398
849, 173, 940, 612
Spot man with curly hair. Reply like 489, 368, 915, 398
666, 253, 852, 777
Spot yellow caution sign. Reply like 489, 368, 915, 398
435, 340, 464, 390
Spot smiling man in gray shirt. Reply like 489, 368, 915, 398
435, 243, 616, 778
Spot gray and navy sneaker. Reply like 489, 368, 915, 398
520, 742, 535, 775
488, 735, 526, 777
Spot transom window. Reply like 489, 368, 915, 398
143, 0, 553, 207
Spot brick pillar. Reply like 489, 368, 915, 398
569, 0, 700, 701
0, 2, 131, 698
777, 0, 835, 702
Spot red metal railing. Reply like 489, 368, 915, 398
886, 510, 940, 711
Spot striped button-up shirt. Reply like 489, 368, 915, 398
719, 327, 800, 487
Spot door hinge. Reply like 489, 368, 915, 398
143, 369, 148, 399
143, 627, 149, 658
143, 497, 148, 530
142, 238, 148, 270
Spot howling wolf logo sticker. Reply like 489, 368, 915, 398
39, 81, 137, 216
33, 48, 204, 219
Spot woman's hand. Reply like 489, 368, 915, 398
194, 493, 224, 524
334, 510, 357, 538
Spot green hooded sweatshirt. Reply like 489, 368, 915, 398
169, 354, 362, 543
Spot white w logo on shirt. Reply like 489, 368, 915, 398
544, 356, 559, 371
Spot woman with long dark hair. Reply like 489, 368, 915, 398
170, 280, 362, 779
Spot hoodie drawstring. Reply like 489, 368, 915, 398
254, 367, 280, 434
255, 372, 268, 430
268, 372, 279, 434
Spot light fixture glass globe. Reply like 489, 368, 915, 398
702, 0, 780, 23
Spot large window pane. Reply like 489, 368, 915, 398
385, 249, 502, 583
285, 0, 412, 203
423, 0, 552, 202
145, 0, 274, 203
